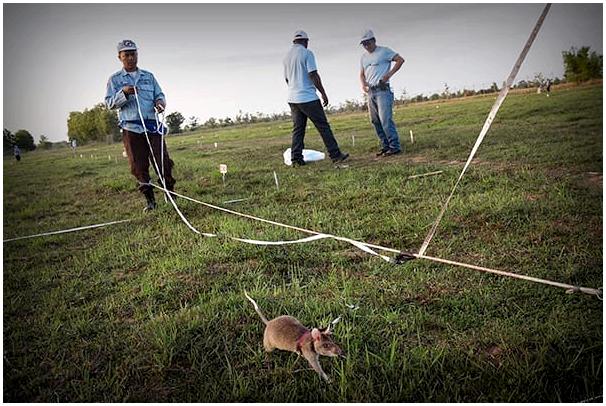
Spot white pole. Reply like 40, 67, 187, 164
273, 171, 279, 191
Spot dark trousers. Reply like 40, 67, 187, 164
122, 129, 175, 194
289, 99, 341, 161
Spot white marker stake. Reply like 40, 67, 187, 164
80, 154, 83, 158
410, 130, 414, 144
220, 164, 227, 185
90, 154, 93, 159
273, 171, 279, 191
214, 142, 218, 149
108, 155, 111, 161
352, 134, 355, 146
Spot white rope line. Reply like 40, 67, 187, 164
580, 395, 603, 403
150, 182, 393, 261
407, 170, 443, 180
415, 253, 602, 297
4, 183, 599, 297
3, 219, 131, 243
134, 88, 200, 235
418, 4, 552, 256
150, 183, 601, 298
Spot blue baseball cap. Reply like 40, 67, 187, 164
117, 39, 137, 53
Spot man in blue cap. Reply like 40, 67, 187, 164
283, 30, 349, 166
105, 39, 175, 211
359, 29, 405, 157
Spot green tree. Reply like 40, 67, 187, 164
562, 46, 603, 83
204, 117, 217, 128
14, 129, 36, 151
166, 112, 184, 134
4, 128, 15, 153
39, 135, 52, 150
67, 103, 120, 144
185, 116, 200, 132
94, 104, 120, 143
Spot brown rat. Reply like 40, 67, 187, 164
244, 291, 344, 382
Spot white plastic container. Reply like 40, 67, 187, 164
283, 148, 325, 166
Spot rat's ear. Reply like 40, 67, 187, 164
311, 328, 321, 341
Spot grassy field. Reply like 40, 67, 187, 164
3, 83, 603, 402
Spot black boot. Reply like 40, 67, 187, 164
143, 189, 157, 212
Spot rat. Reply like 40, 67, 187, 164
244, 291, 344, 383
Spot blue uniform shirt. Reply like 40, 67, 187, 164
360, 46, 398, 87
105, 68, 166, 134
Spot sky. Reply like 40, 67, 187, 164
3, 3, 603, 142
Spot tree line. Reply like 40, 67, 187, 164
56, 46, 601, 146
3, 128, 36, 152
67, 103, 120, 144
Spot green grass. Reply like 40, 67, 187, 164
4, 84, 602, 402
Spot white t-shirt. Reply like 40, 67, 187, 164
127, 69, 140, 83
361, 46, 398, 87
283, 44, 319, 104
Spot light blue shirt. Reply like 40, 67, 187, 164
283, 44, 319, 104
360, 46, 398, 87
105, 68, 165, 134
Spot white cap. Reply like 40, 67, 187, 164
293, 30, 309, 41
360, 29, 375, 44
117, 39, 138, 52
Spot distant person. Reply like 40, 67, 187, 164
545, 79, 552, 97
70, 139, 77, 156
104, 39, 176, 211
359, 29, 405, 157
13, 145, 21, 162
283, 30, 349, 166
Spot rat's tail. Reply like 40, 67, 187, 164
244, 290, 269, 325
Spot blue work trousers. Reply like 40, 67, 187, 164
368, 89, 401, 151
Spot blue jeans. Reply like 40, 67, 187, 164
368, 89, 401, 151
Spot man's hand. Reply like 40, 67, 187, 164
321, 93, 329, 107
380, 74, 391, 84
155, 100, 166, 112
122, 85, 136, 95
362, 83, 370, 93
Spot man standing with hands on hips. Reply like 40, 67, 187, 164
359, 29, 405, 157
283, 30, 349, 166
105, 39, 176, 211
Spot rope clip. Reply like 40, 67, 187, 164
393, 252, 417, 264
